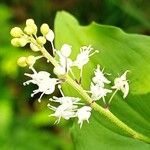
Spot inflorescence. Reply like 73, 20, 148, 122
10, 19, 129, 128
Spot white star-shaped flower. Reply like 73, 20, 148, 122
74, 45, 98, 69
90, 83, 112, 100
112, 70, 129, 98
48, 103, 77, 124
50, 96, 82, 106
23, 70, 58, 102
76, 106, 92, 128
92, 65, 111, 87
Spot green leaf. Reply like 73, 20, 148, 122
54, 11, 150, 149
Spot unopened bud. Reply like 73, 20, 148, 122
17, 57, 27, 67
60, 44, 72, 57
11, 38, 20, 47
10, 27, 23, 38
53, 66, 66, 76
30, 43, 40, 52
40, 23, 49, 35
26, 55, 36, 66
18, 38, 28, 47
37, 36, 46, 45
24, 26, 34, 35
26, 19, 35, 26
31, 24, 37, 35
45, 29, 54, 42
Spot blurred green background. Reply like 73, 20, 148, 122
0, 0, 150, 149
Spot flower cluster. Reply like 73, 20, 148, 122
48, 85, 91, 128
10, 19, 130, 128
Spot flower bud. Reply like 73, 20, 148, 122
10, 27, 23, 38
26, 19, 35, 26
17, 57, 27, 67
26, 55, 36, 66
53, 66, 66, 76
24, 26, 34, 35
31, 24, 37, 35
37, 36, 46, 45
24, 19, 37, 35
45, 29, 54, 42
60, 44, 72, 57
18, 38, 28, 47
11, 38, 20, 47
40, 23, 49, 35
30, 43, 40, 52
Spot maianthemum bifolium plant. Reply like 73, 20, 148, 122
10, 18, 129, 127
10, 12, 150, 146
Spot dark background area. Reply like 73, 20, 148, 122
0, 0, 150, 149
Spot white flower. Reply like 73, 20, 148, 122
50, 96, 82, 105
48, 103, 77, 124
49, 95, 84, 111
76, 106, 92, 128
112, 70, 129, 98
92, 65, 111, 87
23, 70, 58, 102
74, 45, 98, 69
48, 85, 83, 124
90, 83, 112, 100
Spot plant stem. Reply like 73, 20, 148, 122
108, 89, 118, 104
66, 75, 150, 144
40, 46, 150, 144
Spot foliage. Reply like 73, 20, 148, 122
0, 0, 150, 149
55, 11, 150, 149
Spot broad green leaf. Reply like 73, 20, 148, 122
54, 11, 150, 149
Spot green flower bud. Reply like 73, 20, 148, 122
26, 55, 36, 66
24, 26, 34, 35
36, 36, 46, 45
40, 23, 49, 35
30, 43, 40, 52
18, 38, 28, 47
26, 19, 35, 26
10, 27, 23, 38
17, 57, 27, 67
25, 19, 37, 35
11, 38, 20, 47
31, 24, 37, 35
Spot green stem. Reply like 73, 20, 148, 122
108, 89, 118, 104
40, 46, 150, 144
